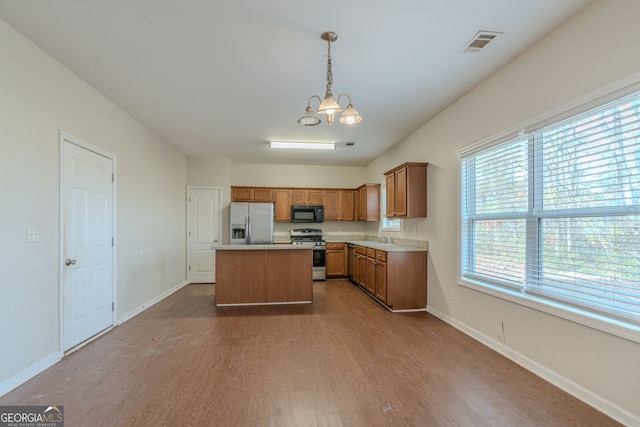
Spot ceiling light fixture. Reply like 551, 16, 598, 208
298, 31, 362, 127
269, 141, 336, 150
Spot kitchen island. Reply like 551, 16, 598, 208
214, 244, 313, 306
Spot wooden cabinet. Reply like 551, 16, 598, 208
354, 245, 367, 286
215, 248, 313, 305
374, 251, 387, 303
355, 184, 381, 221
352, 245, 427, 311
273, 189, 292, 222
326, 242, 347, 278
365, 248, 376, 294
384, 163, 428, 218
292, 189, 323, 205
324, 190, 355, 221
231, 187, 273, 202
231, 185, 378, 222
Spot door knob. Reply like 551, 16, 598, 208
65, 258, 76, 266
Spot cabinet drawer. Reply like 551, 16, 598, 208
376, 250, 387, 262
366, 248, 376, 258
355, 245, 366, 255
326, 242, 344, 250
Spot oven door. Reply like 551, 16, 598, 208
312, 246, 326, 281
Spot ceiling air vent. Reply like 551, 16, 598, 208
459, 31, 502, 54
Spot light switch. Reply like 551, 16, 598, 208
27, 227, 40, 243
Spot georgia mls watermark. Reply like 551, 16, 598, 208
0, 406, 63, 427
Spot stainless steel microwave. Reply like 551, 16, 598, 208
291, 205, 324, 223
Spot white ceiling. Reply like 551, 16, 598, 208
0, 0, 593, 166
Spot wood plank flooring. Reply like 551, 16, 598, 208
0, 280, 621, 426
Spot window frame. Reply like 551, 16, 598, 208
457, 81, 640, 344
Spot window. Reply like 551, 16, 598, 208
460, 91, 640, 327
381, 183, 401, 231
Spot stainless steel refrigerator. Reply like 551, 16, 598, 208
229, 202, 274, 245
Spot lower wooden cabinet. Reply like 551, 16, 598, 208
374, 251, 387, 303
215, 249, 313, 305
354, 245, 367, 286
353, 245, 427, 311
326, 242, 347, 278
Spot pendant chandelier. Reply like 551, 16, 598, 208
298, 31, 362, 126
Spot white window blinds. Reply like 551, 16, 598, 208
461, 91, 640, 325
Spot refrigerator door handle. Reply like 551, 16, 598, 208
246, 214, 251, 244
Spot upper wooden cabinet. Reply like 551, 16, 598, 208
231, 187, 273, 202
323, 189, 355, 221
292, 189, 324, 205
384, 163, 428, 218
355, 184, 381, 221
231, 184, 380, 222
273, 189, 292, 222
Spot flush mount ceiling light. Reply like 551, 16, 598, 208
269, 141, 336, 150
298, 31, 362, 127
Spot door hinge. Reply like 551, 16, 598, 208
112, 173, 114, 183
112, 302, 115, 311
112, 237, 114, 247
188, 265, 191, 271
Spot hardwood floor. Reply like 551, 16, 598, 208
0, 281, 620, 426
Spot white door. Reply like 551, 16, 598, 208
187, 187, 221, 283
62, 139, 114, 350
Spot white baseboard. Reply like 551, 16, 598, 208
0, 280, 190, 398
0, 351, 63, 398
426, 305, 639, 426
117, 280, 189, 325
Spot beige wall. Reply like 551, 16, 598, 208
366, 0, 640, 423
0, 18, 187, 391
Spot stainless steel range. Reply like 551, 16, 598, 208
290, 228, 325, 281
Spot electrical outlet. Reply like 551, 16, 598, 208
450, 288, 456, 301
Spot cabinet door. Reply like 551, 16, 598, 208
365, 256, 376, 294
358, 255, 367, 286
340, 190, 355, 221
355, 249, 367, 286
358, 186, 366, 220
385, 173, 396, 218
291, 189, 307, 205
323, 190, 339, 221
274, 189, 292, 222
309, 190, 324, 205
375, 260, 387, 303
232, 187, 254, 202
253, 188, 273, 202
326, 249, 345, 277
395, 167, 408, 217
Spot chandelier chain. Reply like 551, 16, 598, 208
325, 38, 333, 97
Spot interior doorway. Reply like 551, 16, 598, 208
187, 187, 221, 283
60, 133, 115, 351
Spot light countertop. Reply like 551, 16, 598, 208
344, 240, 428, 252
215, 243, 313, 250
